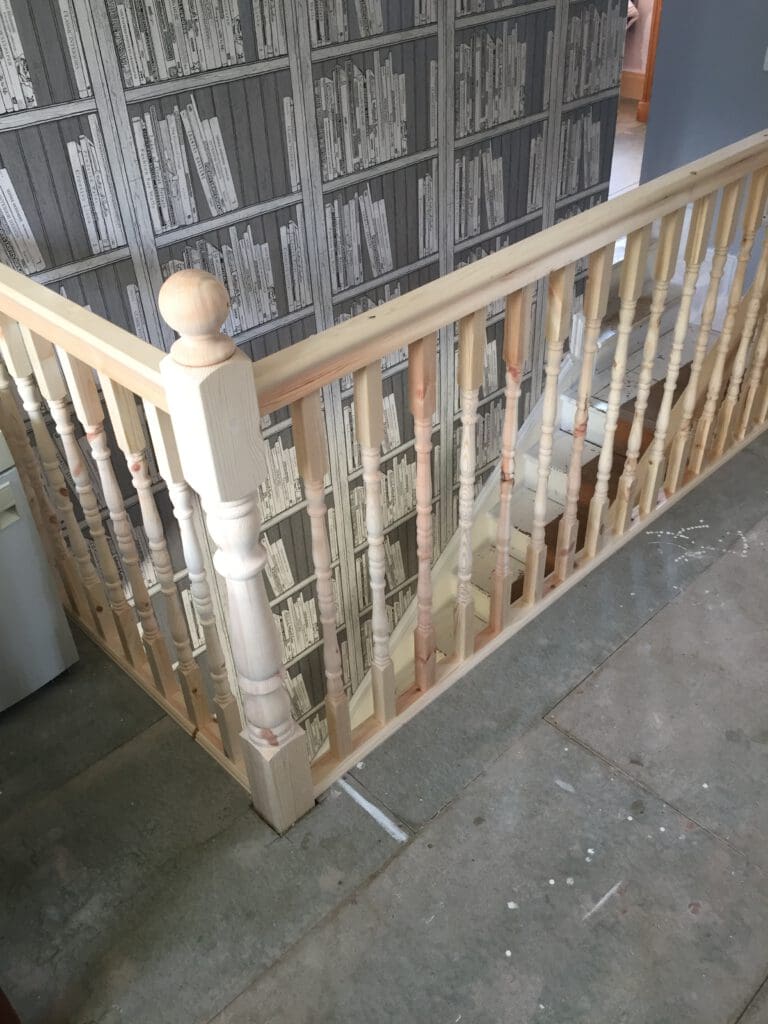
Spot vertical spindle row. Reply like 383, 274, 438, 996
454, 310, 485, 659
56, 348, 177, 694
690, 169, 768, 473
354, 361, 396, 722
524, 265, 575, 602
144, 402, 244, 764
555, 245, 614, 577
21, 328, 120, 648
489, 286, 532, 630
293, 391, 353, 757
736, 312, 768, 437
665, 182, 744, 492
99, 373, 209, 727
638, 195, 715, 515
0, 316, 89, 623
408, 332, 438, 689
613, 210, 685, 531
713, 222, 768, 456
583, 226, 651, 558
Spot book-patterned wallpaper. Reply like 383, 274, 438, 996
0, 0, 625, 753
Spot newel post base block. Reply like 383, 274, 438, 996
241, 729, 315, 834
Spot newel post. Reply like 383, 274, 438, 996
158, 269, 314, 832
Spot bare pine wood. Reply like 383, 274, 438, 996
159, 269, 314, 833
583, 225, 652, 558
638, 195, 716, 515
665, 182, 744, 492
737, 311, 768, 437
57, 347, 178, 695
21, 326, 120, 646
353, 359, 396, 722
489, 286, 533, 629
99, 372, 211, 729
144, 401, 243, 765
555, 244, 616, 576
524, 265, 575, 602
408, 332, 438, 688
613, 209, 686, 530
252, 133, 768, 415
455, 309, 485, 658
690, 169, 768, 473
292, 390, 352, 757
713, 225, 768, 456
0, 315, 91, 623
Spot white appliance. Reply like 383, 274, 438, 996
0, 429, 77, 710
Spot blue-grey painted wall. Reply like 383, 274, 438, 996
641, 0, 768, 182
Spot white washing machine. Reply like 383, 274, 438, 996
0, 429, 77, 711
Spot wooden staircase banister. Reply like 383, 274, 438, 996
252, 130, 768, 415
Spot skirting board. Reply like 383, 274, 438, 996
621, 70, 646, 101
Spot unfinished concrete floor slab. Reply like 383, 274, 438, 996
2, 434, 768, 1023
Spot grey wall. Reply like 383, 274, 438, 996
641, 0, 768, 182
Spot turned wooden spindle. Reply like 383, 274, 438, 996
144, 401, 243, 764
524, 264, 575, 603
583, 225, 652, 559
99, 372, 209, 727
555, 244, 615, 577
0, 316, 89, 622
408, 332, 437, 687
489, 286, 533, 631
454, 309, 485, 658
755, 319, 768, 425
689, 169, 768, 474
638, 195, 715, 516
353, 360, 396, 721
713, 221, 768, 456
665, 182, 744, 492
613, 209, 685, 531
21, 327, 120, 646
159, 268, 313, 832
292, 390, 352, 756
737, 311, 768, 437
57, 347, 177, 693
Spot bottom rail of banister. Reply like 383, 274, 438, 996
310, 416, 768, 797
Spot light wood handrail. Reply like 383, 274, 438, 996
254, 130, 768, 414
0, 264, 166, 409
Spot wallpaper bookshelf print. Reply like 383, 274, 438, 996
0, 0, 625, 754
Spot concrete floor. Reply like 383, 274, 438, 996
3, 433, 768, 1023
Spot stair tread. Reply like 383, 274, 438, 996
486, 485, 564, 535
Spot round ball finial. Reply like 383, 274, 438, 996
159, 269, 234, 367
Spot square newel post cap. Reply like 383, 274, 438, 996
158, 269, 267, 503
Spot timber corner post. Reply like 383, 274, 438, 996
158, 269, 315, 833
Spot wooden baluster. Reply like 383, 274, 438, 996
21, 327, 120, 647
144, 402, 244, 764
292, 391, 353, 756
524, 265, 575, 602
57, 348, 177, 694
99, 372, 209, 727
0, 316, 88, 622
665, 182, 744, 492
583, 225, 652, 558
713, 224, 768, 456
454, 309, 485, 658
613, 209, 686, 531
737, 312, 768, 437
159, 268, 313, 832
689, 168, 768, 474
638, 195, 715, 516
354, 360, 397, 721
555, 244, 616, 577
755, 320, 768, 425
408, 332, 437, 687
489, 286, 533, 630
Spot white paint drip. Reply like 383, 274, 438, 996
582, 880, 624, 921
646, 523, 751, 565
336, 778, 409, 843
507, 901, 519, 910
555, 779, 575, 794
